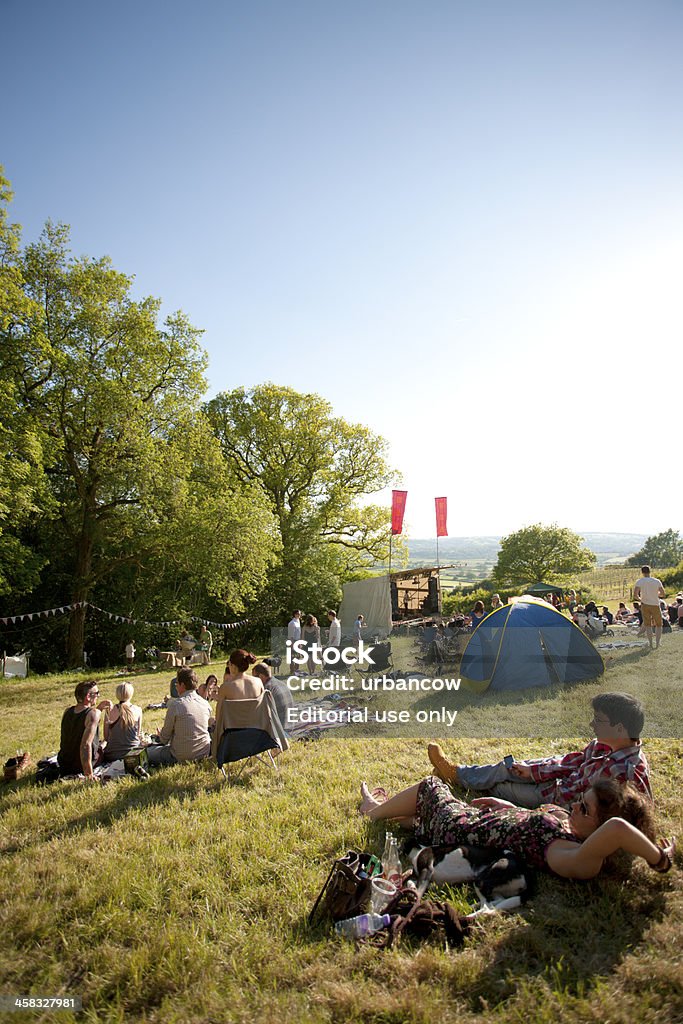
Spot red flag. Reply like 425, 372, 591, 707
391, 490, 408, 535
435, 497, 448, 537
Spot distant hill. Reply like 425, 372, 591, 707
404, 533, 648, 570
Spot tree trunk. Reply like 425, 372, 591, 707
66, 521, 94, 668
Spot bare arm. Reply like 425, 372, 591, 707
212, 686, 229, 758
103, 707, 120, 741
470, 796, 517, 810
80, 709, 100, 779
546, 818, 674, 879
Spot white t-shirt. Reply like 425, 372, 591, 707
125, 643, 135, 659
634, 576, 663, 606
287, 617, 301, 642
328, 618, 341, 646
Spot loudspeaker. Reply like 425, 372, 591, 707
427, 576, 439, 613
390, 581, 398, 615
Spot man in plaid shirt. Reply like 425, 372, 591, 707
428, 692, 652, 809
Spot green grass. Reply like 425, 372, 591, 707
1, 647, 682, 1024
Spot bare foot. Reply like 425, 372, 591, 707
427, 742, 459, 784
360, 782, 384, 816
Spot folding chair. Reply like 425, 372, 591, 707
359, 641, 393, 677
215, 691, 289, 782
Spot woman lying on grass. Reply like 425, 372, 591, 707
360, 777, 675, 879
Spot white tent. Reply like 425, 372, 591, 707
3, 653, 29, 678
338, 576, 392, 639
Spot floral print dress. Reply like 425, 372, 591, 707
415, 776, 581, 871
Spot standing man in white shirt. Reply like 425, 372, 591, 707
327, 609, 341, 653
633, 565, 666, 650
287, 610, 302, 643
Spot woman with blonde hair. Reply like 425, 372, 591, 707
102, 682, 144, 761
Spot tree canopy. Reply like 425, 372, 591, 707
0, 177, 278, 665
205, 384, 396, 616
0, 170, 54, 596
493, 523, 596, 587
626, 529, 683, 569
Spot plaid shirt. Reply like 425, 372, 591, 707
158, 691, 211, 762
528, 739, 653, 806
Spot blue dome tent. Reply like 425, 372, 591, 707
460, 597, 604, 693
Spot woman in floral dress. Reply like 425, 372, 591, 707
359, 776, 675, 879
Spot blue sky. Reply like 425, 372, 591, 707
3, 0, 682, 537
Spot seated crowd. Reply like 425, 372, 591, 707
55, 649, 293, 780
47, 656, 679, 885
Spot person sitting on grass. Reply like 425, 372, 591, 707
427, 692, 652, 809
359, 777, 675, 879
57, 680, 113, 781
197, 674, 219, 702
147, 667, 211, 766
615, 602, 631, 622
627, 601, 643, 627
252, 662, 294, 730
101, 683, 144, 762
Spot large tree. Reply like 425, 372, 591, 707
626, 529, 683, 569
493, 523, 596, 587
2, 214, 277, 664
205, 384, 396, 616
0, 169, 54, 596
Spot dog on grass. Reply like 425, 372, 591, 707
403, 841, 530, 914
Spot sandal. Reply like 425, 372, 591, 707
651, 838, 676, 873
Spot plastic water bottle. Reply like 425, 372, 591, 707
383, 836, 402, 884
334, 913, 391, 939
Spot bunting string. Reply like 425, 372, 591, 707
0, 602, 248, 630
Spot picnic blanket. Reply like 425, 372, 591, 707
286, 694, 371, 741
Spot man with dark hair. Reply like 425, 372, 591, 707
57, 680, 113, 780
633, 566, 665, 649
287, 610, 302, 643
252, 663, 294, 731
147, 667, 210, 766
427, 691, 652, 809
326, 609, 341, 652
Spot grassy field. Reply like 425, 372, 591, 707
1, 640, 682, 1024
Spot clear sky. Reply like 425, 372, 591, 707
3, 0, 682, 538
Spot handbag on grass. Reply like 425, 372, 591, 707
309, 851, 382, 924
122, 747, 150, 774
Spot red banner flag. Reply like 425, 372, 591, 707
391, 490, 408, 535
435, 497, 448, 537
